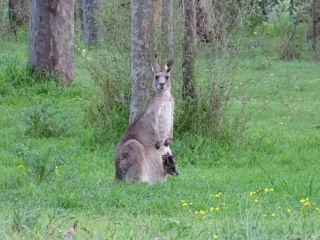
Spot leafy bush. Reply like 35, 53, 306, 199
80, 46, 130, 145
11, 143, 65, 182
22, 100, 71, 138
0, 59, 57, 88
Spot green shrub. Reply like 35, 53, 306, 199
0, 59, 58, 88
22, 100, 71, 138
81, 47, 130, 145
11, 143, 65, 183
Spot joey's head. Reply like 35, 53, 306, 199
151, 59, 175, 92
162, 152, 178, 176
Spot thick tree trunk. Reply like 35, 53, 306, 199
82, 0, 103, 42
182, 0, 197, 102
28, 0, 74, 84
309, 0, 320, 50
130, 0, 154, 123
162, 0, 173, 60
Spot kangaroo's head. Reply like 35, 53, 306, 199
162, 152, 178, 176
151, 59, 175, 92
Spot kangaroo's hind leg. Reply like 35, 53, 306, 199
115, 139, 146, 181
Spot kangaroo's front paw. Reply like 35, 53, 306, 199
155, 140, 161, 149
164, 138, 172, 146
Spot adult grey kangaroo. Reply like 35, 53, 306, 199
115, 60, 175, 184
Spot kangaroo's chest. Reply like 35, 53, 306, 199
158, 101, 173, 135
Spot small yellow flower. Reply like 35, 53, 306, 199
303, 202, 311, 207
199, 210, 207, 215
182, 203, 189, 207
212, 234, 219, 239
254, 198, 260, 203
300, 197, 312, 207
270, 213, 276, 217
17, 165, 24, 169
209, 207, 215, 212
287, 208, 291, 213
55, 165, 59, 170
213, 192, 223, 198
300, 198, 308, 203
249, 191, 256, 196
28, 183, 34, 190
264, 188, 275, 192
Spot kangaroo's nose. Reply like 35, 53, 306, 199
159, 82, 164, 87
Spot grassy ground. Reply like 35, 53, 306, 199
0, 33, 320, 240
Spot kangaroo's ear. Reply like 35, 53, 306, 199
164, 59, 175, 73
151, 61, 161, 73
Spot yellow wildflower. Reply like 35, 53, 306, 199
182, 203, 189, 207
270, 213, 276, 217
300, 198, 311, 207
194, 210, 206, 215
249, 191, 256, 196
212, 234, 219, 239
17, 165, 24, 169
199, 210, 207, 215
299, 198, 309, 203
264, 188, 275, 192
213, 192, 223, 198
28, 183, 34, 190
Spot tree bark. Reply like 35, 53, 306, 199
130, 0, 155, 123
162, 0, 173, 60
309, 0, 320, 50
182, 0, 197, 102
28, 0, 74, 84
81, 0, 103, 42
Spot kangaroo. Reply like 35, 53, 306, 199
162, 153, 179, 177
115, 59, 175, 184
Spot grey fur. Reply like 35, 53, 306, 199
115, 60, 175, 184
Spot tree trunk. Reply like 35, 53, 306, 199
162, 0, 173, 60
309, 0, 320, 50
82, 0, 103, 42
28, 0, 74, 84
182, 0, 197, 102
130, 0, 155, 123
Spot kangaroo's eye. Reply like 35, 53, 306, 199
155, 76, 159, 80
165, 76, 169, 80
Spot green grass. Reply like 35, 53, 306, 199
1, 32, 320, 239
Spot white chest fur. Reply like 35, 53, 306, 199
158, 101, 173, 137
